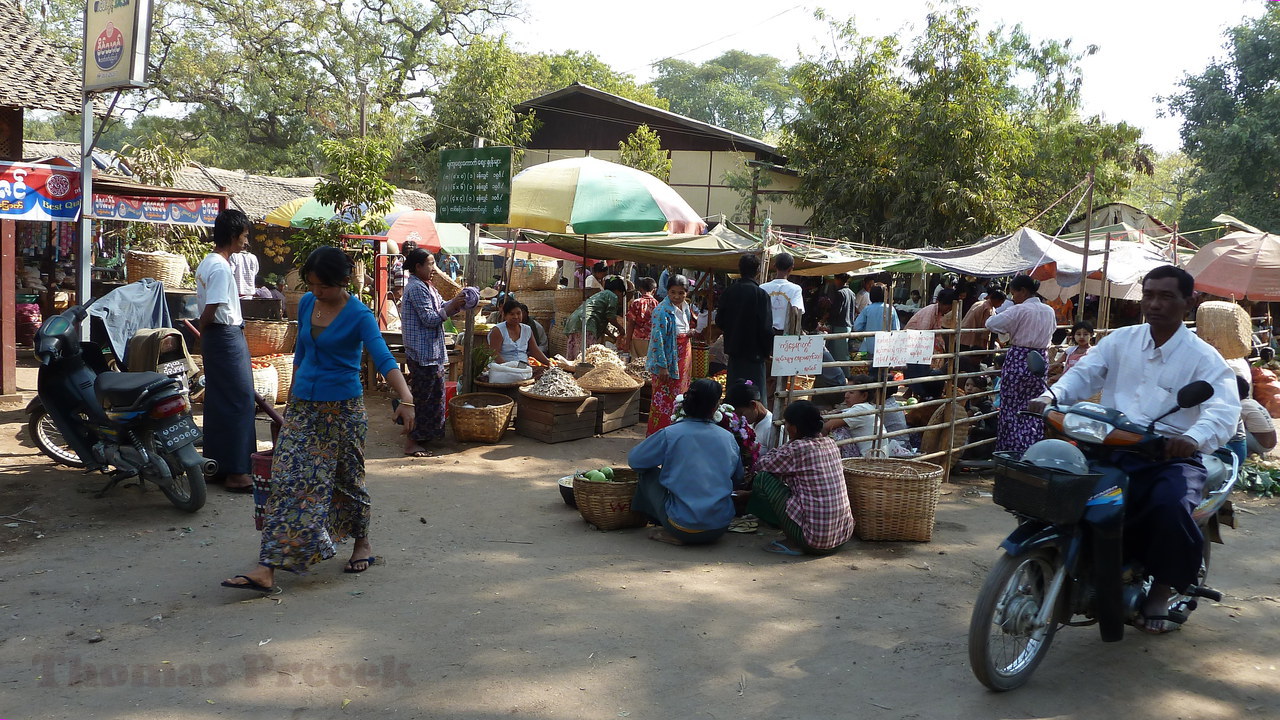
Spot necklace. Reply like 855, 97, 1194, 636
313, 299, 343, 324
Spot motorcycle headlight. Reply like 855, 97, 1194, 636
1062, 413, 1116, 443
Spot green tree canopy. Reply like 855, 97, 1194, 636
782, 5, 1150, 247
648, 51, 797, 139
618, 125, 670, 181
1167, 9, 1280, 231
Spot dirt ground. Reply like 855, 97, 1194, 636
1, 359, 1278, 720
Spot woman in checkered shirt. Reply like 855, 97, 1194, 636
747, 400, 856, 555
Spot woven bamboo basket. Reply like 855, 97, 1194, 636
284, 290, 305, 321
508, 261, 559, 291
843, 458, 944, 542
1196, 300, 1252, 360
573, 468, 648, 530
265, 353, 294, 403
555, 289, 584, 315
244, 320, 294, 357
448, 392, 514, 443
125, 250, 188, 288
549, 322, 568, 358
432, 272, 462, 301
250, 361, 278, 403
521, 290, 557, 316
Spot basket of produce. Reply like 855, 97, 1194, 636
250, 360, 279, 403
842, 458, 944, 542
572, 466, 647, 530
1196, 301, 1252, 360
578, 363, 643, 393
125, 250, 188, 288
244, 319, 295, 356
508, 260, 559, 291
519, 367, 590, 402
264, 353, 294, 403
448, 392, 514, 443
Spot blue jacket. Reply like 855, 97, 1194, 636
852, 301, 900, 356
628, 419, 741, 530
293, 293, 397, 401
646, 297, 694, 378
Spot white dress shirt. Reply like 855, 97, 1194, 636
985, 296, 1056, 348
196, 254, 243, 326
1045, 324, 1240, 454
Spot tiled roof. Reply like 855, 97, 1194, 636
22, 140, 130, 174
0, 3, 84, 113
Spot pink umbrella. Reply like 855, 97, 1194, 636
1184, 231, 1280, 300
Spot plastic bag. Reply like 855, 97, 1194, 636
487, 361, 533, 384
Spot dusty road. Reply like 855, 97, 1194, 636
1, 362, 1278, 720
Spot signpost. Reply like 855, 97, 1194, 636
872, 330, 935, 367
771, 335, 825, 377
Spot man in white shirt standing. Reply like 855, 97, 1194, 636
986, 275, 1056, 454
758, 252, 804, 333
1029, 265, 1240, 635
196, 209, 256, 493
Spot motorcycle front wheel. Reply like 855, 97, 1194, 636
969, 549, 1061, 691
27, 406, 86, 468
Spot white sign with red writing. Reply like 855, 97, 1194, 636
872, 330, 935, 367
771, 335, 825, 376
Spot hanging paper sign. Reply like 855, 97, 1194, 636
0, 162, 83, 222
771, 335, 825, 376
872, 330, 936, 367
92, 194, 222, 227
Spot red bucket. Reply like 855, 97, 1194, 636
444, 381, 458, 417
251, 451, 273, 531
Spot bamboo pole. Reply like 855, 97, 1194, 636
1076, 167, 1095, 322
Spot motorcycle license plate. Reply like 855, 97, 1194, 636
156, 416, 201, 451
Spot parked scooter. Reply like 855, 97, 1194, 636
26, 297, 214, 512
968, 352, 1237, 691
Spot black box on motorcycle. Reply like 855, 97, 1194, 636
992, 452, 1100, 525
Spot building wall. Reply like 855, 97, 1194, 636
518, 149, 810, 233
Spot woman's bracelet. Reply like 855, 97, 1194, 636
399, 402, 415, 407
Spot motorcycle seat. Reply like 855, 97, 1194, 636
95, 371, 178, 409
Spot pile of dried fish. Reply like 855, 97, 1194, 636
526, 367, 587, 398
584, 344, 625, 369
626, 357, 652, 381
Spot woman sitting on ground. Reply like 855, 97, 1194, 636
726, 379, 777, 451
487, 298, 554, 366
747, 400, 856, 556
628, 378, 742, 546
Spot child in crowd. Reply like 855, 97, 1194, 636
1048, 321, 1094, 385
726, 379, 777, 451
960, 375, 998, 459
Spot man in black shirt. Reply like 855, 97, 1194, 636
716, 254, 773, 392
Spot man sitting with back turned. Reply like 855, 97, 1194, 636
1028, 265, 1239, 635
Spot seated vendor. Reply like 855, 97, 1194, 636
747, 400, 856, 556
823, 374, 911, 458
726, 379, 777, 451
628, 378, 742, 546
488, 298, 554, 367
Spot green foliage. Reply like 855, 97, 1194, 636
721, 157, 775, 226
618, 125, 670, 181
120, 138, 189, 186
1122, 151, 1200, 227
1167, 10, 1280, 231
648, 51, 797, 139
1240, 459, 1280, 498
291, 137, 395, 274
781, 5, 1151, 247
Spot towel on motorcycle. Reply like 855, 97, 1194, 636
88, 279, 173, 364
1040, 323, 1240, 592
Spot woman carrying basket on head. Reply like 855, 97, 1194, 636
221, 247, 416, 593
646, 273, 697, 435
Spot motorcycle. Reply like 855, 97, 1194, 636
25, 297, 215, 512
968, 352, 1237, 691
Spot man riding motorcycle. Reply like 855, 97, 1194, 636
1027, 265, 1240, 634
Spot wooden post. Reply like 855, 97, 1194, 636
1, 219, 16, 398
941, 301, 963, 483
1099, 232, 1113, 330
1076, 168, 1095, 322
461, 137, 484, 394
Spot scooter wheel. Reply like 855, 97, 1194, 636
969, 549, 1061, 691
161, 445, 208, 513
27, 406, 87, 468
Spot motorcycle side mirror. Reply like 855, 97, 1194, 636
1026, 351, 1048, 377
1177, 380, 1214, 409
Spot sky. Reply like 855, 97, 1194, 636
498, 0, 1268, 153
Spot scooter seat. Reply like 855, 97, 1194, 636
95, 371, 177, 409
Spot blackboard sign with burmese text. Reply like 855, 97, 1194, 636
436, 147, 512, 224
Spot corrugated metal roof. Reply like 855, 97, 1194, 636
0, 4, 84, 114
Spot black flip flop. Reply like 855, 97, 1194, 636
224, 483, 254, 494
343, 556, 378, 574
220, 575, 274, 592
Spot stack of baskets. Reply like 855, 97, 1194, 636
549, 288, 586, 358
508, 260, 559, 292
243, 320, 297, 404
126, 250, 189, 288
842, 458, 944, 541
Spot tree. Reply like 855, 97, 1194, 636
1167, 10, 1280, 231
781, 5, 1150, 247
291, 137, 396, 280
618, 125, 670, 181
1122, 151, 1200, 227
648, 51, 797, 139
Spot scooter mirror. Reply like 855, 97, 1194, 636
1177, 380, 1214, 409
1026, 350, 1048, 377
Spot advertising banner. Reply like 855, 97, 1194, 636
92, 194, 222, 227
84, 0, 153, 92
0, 162, 83, 222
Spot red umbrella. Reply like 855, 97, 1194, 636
1184, 231, 1280, 300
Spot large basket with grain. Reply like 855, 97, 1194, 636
125, 250, 188, 288
508, 261, 559, 291
577, 363, 643, 393
555, 289, 583, 315
1196, 300, 1252, 360
244, 319, 295, 357
573, 467, 648, 530
265, 353, 294, 403
448, 392, 514, 443
842, 458, 944, 542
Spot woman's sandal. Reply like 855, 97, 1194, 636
763, 540, 803, 556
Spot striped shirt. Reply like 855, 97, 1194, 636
985, 296, 1055, 349
401, 275, 448, 367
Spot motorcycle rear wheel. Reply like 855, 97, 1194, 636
969, 549, 1060, 691
27, 407, 86, 468
161, 448, 207, 513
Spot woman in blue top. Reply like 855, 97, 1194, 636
222, 247, 415, 593
629, 378, 742, 546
